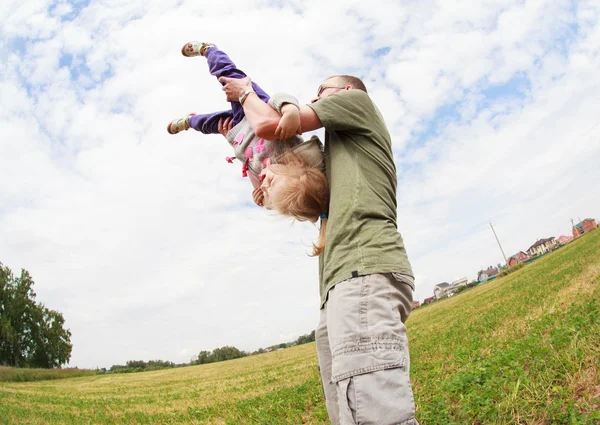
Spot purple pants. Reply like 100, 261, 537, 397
188, 48, 270, 134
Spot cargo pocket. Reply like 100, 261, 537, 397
337, 366, 417, 425
331, 335, 412, 425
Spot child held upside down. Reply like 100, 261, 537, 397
167, 42, 329, 254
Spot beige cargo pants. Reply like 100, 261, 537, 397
316, 273, 419, 425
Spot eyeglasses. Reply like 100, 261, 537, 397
316, 84, 345, 96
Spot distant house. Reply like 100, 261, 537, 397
434, 278, 468, 299
447, 277, 469, 295
434, 282, 450, 299
477, 266, 499, 282
423, 296, 435, 305
508, 251, 530, 267
556, 235, 573, 245
451, 277, 468, 288
412, 301, 421, 309
572, 218, 597, 238
526, 237, 557, 257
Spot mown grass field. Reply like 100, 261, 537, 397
1, 230, 599, 424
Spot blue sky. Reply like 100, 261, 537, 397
1, 0, 599, 368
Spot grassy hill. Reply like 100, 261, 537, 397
1, 230, 599, 424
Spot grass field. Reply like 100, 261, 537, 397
1, 230, 599, 424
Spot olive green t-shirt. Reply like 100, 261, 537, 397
308, 89, 413, 307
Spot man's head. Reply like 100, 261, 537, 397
312, 75, 368, 103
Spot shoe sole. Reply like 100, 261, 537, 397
167, 123, 179, 134
181, 42, 200, 57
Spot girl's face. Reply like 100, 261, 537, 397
260, 166, 289, 207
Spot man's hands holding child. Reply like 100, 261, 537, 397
219, 76, 252, 102
219, 76, 302, 140
275, 104, 302, 140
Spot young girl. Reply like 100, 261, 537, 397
167, 42, 328, 255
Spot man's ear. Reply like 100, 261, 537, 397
344, 85, 353, 91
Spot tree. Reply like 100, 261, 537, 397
147, 359, 175, 370
0, 263, 72, 368
212, 346, 246, 362
295, 330, 316, 345
196, 350, 213, 364
126, 360, 147, 370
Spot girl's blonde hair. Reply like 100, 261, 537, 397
268, 136, 329, 256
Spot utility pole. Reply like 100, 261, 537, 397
571, 218, 575, 236
490, 222, 508, 266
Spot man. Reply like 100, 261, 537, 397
220, 74, 418, 425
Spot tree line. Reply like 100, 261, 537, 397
107, 331, 317, 372
194, 330, 316, 365
104, 359, 179, 373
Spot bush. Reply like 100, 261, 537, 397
497, 262, 525, 278
107, 359, 178, 373
295, 330, 316, 346
455, 281, 479, 294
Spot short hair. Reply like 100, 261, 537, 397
327, 75, 368, 93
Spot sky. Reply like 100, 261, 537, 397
1, 0, 599, 369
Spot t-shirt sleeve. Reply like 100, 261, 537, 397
307, 90, 375, 132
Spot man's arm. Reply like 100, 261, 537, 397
219, 76, 323, 139
248, 97, 323, 140
297, 105, 323, 134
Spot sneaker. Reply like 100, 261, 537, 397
167, 114, 195, 134
181, 42, 216, 57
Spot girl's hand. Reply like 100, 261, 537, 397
252, 187, 265, 207
274, 104, 301, 140
218, 117, 233, 137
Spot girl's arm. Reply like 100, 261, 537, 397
274, 104, 301, 140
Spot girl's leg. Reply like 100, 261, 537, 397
188, 110, 233, 135
204, 47, 270, 125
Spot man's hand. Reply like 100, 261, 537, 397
218, 117, 233, 137
218, 76, 253, 102
274, 104, 302, 140
252, 187, 265, 207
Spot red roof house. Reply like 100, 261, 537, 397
573, 218, 597, 238
508, 251, 530, 267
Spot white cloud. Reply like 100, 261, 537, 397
1, 0, 599, 367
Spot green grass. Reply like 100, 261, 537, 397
1, 230, 599, 424
409, 230, 600, 425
